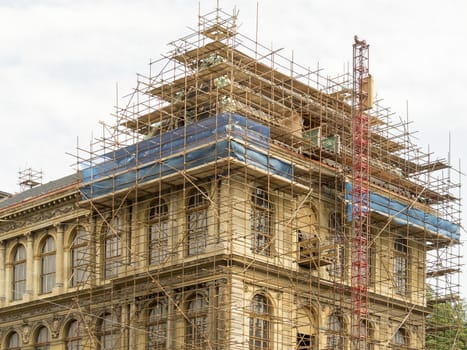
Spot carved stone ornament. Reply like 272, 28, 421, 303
84, 314, 96, 330
51, 317, 62, 338
22, 324, 30, 344
0, 204, 76, 233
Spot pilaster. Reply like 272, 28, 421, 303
54, 224, 64, 292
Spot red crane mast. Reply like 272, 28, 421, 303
351, 36, 371, 349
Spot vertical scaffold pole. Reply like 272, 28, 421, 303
351, 35, 371, 350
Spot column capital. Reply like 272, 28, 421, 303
54, 223, 65, 232
206, 280, 218, 288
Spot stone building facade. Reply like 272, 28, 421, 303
0, 170, 435, 349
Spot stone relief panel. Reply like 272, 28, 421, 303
0, 203, 77, 233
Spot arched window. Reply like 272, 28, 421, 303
328, 212, 344, 277
326, 312, 343, 350
71, 227, 89, 287
104, 216, 122, 279
6, 332, 21, 350
357, 320, 374, 350
296, 206, 318, 238
41, 236, 56, 293
98, 313, 119, 350
148, 198, 169, 264
147, 300, 168, 349
12, 245, 26, 300
296, 207, 320, 268
187, 189, 209, 256
185, 293, 208, 349
249, 294, 271, 350
66, 319, 82, 350
35, 326, 50, 350
394, 238, 408, 294
251, 188, 272, 255
392, 327, 407, 349
296, 307, 317, 350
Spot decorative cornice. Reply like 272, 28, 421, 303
0, 193, 80, 221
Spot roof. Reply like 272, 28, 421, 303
0, 172, 81, 211
0, 191, 11, 199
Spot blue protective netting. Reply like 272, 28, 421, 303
345, 183, 459, 241
81, 114, 292, 199
80, 114, 458, 241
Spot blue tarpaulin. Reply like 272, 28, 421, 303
81, 114, 292, 199
80, 113, 459, 242
345, 183, 459, 241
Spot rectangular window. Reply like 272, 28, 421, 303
104, 217, 123, 279
394, 238, 408, 295
13, 262, 26, 300
251, 208, 271, 254
105, 235, 121, 279
13, 245, 27, 300
148, 301, 167, 350
41, 236, 56, 294
71, 228, 89, 287
149, 199, 169, 264
187, 209, 208, 255
187, 189, 209, 256
72, 244, 89, 286
251, 188, 273, 256
41, 254, 56, 293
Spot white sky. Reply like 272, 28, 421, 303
1, 0, 466, 291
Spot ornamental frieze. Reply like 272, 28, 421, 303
0, 203, 76, 234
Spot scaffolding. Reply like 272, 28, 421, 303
70, 7, 462, 349
18, 167, 43, 191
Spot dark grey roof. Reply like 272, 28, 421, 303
0, 172, 82, 211
0, 191, 11, 199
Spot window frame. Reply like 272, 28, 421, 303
66, 319, 82, 350
296, 307, 317, 350
327, 212, 344, 278
394, 237, 409, 295
187, 189, 209, 256
35, 326, 50, 350
356, 320, 374, 350
392, 327, 408, 349
6, 331, 21, 350
40, 236, 56, 294
250, 187, 273, 255
326, 312, 343, 350
103, 216, 122, 279
147, 299, 168, 350
249, 294, 271, 350
98, 313, 120, 350
148, 198, 169, 264
12, 244, 26, 301
185, 293, 208, 349
70, 227, 89, 287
